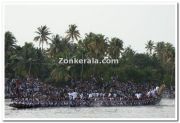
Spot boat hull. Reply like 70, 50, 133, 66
9, 97, 162, 109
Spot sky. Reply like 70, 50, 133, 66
4, 3, 176, 53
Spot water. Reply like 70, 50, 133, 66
5, 99, 175, 118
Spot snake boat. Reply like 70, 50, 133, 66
9, 84, 165, 108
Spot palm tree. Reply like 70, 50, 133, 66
66, 24, 80, 43
51, 65, 71, 82
84, 32, 107, 60
34, 25, 51, 52
164, 43, 175, 64
145, 40, 154, 55
48, 34, 74, 58
77, 40, 88, 81
155, 42, 166, 63
5, 31, 17, 77
5, 31, 17, 53
108, 37, 123, 59
48, 34, 62, 58
155, 42, 175, 86
122, 46, 135, 62
22, 43, 38, 76
83, 33, 107, 75
164, 43, 175, 86
10, 43, 39, 77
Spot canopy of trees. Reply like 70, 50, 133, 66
5, 25, 175, 87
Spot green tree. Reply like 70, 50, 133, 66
145, 40, 154, 55
66, 24, 80, 43
164, 43, 175, 86
154, 42, 175, 86
5, 31, 17, 78
108, 37, 123, 59
51, 64, 71, 82
5, 31, 17, 55
34, 25, 51, 52
121, 46, 135, 63
48, 34, 63, 58
5, 28, 175, 88
155, 42, 166, 62
84, 32, 108, 60
10, 43, 43, 78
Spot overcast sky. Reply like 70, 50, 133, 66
4, 3, 176, 53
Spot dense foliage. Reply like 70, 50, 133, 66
5, 25, 175, 87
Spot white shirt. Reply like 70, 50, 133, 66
72, 92, 78, 100
103, 93, 105, 97
89, 93, 92, 98
92, 93, 96, 97
135, 93, 142, 99
147, 91, 151, 97
156, 86, 159, 92
113, 93, 117, 97
151, 90, 156, 97
80, 93, 83, 99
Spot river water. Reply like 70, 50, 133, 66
5, 99, 175, 118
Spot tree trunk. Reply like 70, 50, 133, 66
42, 42, 43, 53
81, 53, 84, 81
28, 62, 32, 76
93, 52, 98, 75
171, 66, 174, 86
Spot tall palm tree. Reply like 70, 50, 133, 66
48, 34, 73, 58
155, 42, 166, 62
83, 33, 107, 75
155, 42, 175, 85
66, 24, 80, 43
84, 32, 107, 60
5, 31, 16, 52
164, 43, 175, 64
10, 43, 39, 77
122, 46, 135, 62
145, 40, 154, 55
48, 34, 62, 58
108, 37, 123, 59
34, 25, 51, 52
77, 40, 88, 81
164, 43, 175, 87
5, 31, 17, 77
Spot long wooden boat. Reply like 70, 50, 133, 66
9, 84, 165, 109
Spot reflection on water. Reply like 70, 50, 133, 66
5, 99, 175, 118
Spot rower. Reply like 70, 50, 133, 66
151, 89, 156, 97
146, 91, 151, 97
88, 93, 92, 98
135, 93, 142, 99
108, 93, 111, 97
113, 93, 117, 98
80, 93, 83, 99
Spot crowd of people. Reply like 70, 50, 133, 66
6, 76, 161, 107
